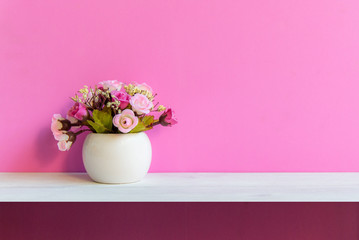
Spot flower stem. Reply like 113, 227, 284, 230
153, 120, 160, 126
75, 129, 92, 135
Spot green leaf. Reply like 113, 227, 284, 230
130, 116, 154, 133
130, 121, 147, 133
93, 108, 113, 131
87, 120, 108, 133
86, 108, 113, 133
142, 115, 154, 126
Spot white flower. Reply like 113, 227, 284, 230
57, 140, 73, 151
54, 133, 69, 141
51, 114, 65, 139
136, 83, 153, 93
98, 80, 123, 92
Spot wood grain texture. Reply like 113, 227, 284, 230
1, 173, 359, 202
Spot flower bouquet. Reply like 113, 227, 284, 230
51, 80, 177, 151
51, 80, 177, 183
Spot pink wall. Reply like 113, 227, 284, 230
0, 203, 357, 240
1, 0, 359, 172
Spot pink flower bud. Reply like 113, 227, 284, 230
56, 132, 76, 151
67, 102, 88, 121
159, 108, 178, 126
51, 114, 69, 139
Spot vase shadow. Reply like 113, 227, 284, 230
63, 132, 88, 172
36, 127, 60, 166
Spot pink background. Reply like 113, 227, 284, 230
1, 0, 359, 172
1, 203, 358, 240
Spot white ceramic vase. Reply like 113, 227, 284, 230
82, 132, 152, 184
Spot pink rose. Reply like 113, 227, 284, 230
98, 80, 123, 92
113, 109, 139, 133
159, 108, 178, 126
111, 90, 131, 109
136, 83, 153, 93
129, 93, 154, 115
67, 102, 88, 121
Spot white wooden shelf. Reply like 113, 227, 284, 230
0, 173, 359, 202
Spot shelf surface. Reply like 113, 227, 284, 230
0, 172, 359, 202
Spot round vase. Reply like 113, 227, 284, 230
82, 132, 152, 184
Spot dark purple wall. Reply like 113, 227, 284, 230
0, 203, 357, 240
